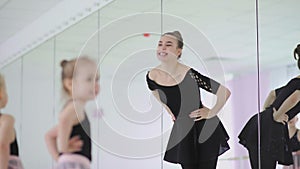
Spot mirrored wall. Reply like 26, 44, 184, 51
1, 0, 299, 169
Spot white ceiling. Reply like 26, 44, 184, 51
0, 0, 299, 76
0, 0, 61, 43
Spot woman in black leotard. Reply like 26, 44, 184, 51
264, 83, 300, 169
45, 57, 100, 169
0, 74, 24, 169
146, 31, 231, 169
238, 44, 300, 169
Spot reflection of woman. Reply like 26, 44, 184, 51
265, 85, 300, 169
45, 57, 100, 169
238, 44, 300, 169
0, 74, 24, 169
146, 31, 231, 169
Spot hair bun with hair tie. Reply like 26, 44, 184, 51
294, 44, 300, 60
61, 60, 68, 67
173, 31, 180, 35
294, 44, 300, 70
297, 44, 300, 54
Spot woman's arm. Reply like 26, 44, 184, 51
152, 90, 176, 121
273, 90, 300, 124
209, 85, 231, 117
0, 115, 15, 169
148, 70, 176, 121
263, 90, 276, 110
190, 85, 231, 121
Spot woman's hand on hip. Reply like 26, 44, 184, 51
189, 106, 213, 121
273, 108, 288, 125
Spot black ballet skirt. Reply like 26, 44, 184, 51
238, 78, 300, 165
290, 130, 300, 152
146, 68, 230, 164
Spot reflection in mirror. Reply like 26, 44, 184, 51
21, 39, 55, 168
239, 46, 300, 169
3, 0, 300, 169
54, 12, 99, 168
163, 1, 258, 169
98, 1, 162, 169
255, 1, 300, 168
0, 59, 23, 169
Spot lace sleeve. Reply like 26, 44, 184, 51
190, 68, 220, 94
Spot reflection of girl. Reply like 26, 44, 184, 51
45, 57, 100, 169
146, 31, 231, 169
238, 44, 300, 169
0, 74, 24, 169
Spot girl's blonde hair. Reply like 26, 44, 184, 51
60, 56, 96, 97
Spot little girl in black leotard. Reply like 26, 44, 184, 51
0, 73, 24, 169
45, 57, 100, 169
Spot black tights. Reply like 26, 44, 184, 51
181, 158, 218, 169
